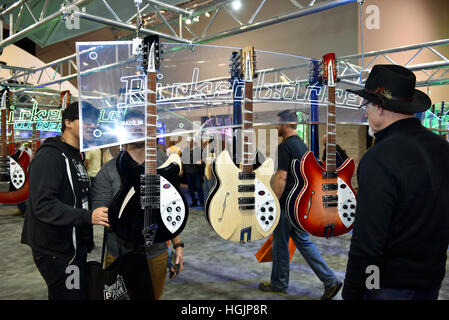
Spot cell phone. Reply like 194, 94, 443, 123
169, 250, 180, 279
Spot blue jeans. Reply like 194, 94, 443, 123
271, 209, 337, 291
364, 288, 440, 300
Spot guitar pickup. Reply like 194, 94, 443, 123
322, 172, 338, 179
239, 172, 255, 180
238, 197, 255, 205
322, 195, 338, 202
322, 183, 338, 191
140, 174, 160, 185
140, 185, 160, 195
238, 184, 255, 192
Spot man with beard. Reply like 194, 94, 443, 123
258, 110, 342, 300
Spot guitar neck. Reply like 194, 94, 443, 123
326, 86, 337, 173
242, 81, 254, 173
0, 109, 7, 156
146, 71, 158, 176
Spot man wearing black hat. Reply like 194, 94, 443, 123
342, 65, 449, 300
21, 102, 109, 300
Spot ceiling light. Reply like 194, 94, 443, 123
231, 0, 242, 10
205, 12, 210, 18
185, 18, 192, 25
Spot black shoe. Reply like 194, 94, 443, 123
258, 282, 287, 294
321, 280, 342, 300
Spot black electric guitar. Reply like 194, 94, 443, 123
108, 35, 188, 246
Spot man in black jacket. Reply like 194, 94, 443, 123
342, 65, 449, 300
21, 102, 109, 300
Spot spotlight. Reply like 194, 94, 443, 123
186, 18, 192, 25
231, 0, 241, 10
205, 12, 210, 18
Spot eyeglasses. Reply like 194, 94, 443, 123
358, 100, 376, 110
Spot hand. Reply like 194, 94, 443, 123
92, 207, 109, 228
169, 247, 184, 280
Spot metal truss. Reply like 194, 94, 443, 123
338, 38, 449, 88
0, 0, 448, 93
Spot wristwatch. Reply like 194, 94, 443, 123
173, 242, 184, 250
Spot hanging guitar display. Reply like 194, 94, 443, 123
108, 35, 188, 246
205, 46, 280, 243
287, 53, 356, 238
0, 88, 31, 204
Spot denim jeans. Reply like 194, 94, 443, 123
364, 287, 440, 300
185, 172, 204, 205
271, 209, 337, 291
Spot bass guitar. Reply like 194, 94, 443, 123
205, 47, 280, 243
0, 89, 30, 204
108, 35, 188, 246
287, 53, 357, 237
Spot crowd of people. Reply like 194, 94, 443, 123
18, 65, 449, 300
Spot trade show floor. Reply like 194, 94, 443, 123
1, 203, 448, 300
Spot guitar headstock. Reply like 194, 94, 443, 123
142, 35, 162, 74
241, 46, 256, 82
322, 53, 337, 87
0, 88, 11, 111
308, 59, 323, 85
229, 51, 242, 80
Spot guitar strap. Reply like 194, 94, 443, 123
62, 152, 78, 265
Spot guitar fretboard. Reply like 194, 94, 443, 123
325, 86, 337, 173
242, 81, 254, 174
146, 72, 158, 176
0, 109, 7, 157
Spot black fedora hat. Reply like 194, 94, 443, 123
347, 64, 431, 113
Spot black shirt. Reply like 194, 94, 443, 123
343, 118, 449, 299
276, 135, 308, 209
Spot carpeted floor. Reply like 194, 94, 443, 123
1, 202, 448, 300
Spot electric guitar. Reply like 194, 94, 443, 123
0, 88, 31, 204
205, 47, 280, 243
108, 35, 188, 246
287, 53, 356, 237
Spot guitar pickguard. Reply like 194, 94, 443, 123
160, 175, 185, 234
9, 156, 26, 190
337, 177, 357, 228
254, 179, 278, 232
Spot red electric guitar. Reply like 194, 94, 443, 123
286, 53, 357, 237
0, 89, 31, 204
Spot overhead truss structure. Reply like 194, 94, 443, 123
0, 0, 448, 94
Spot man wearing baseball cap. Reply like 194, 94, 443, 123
342, 65, 449, 300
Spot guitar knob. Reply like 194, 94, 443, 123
268, 207, 273, 212
167, 216, 172, 222
167, 207, 172, 212
343, 213, 348, 218
268, 215, 274, 221
350, 204, 356, 209
261, 216, 266, 221
261, 207, 266, 213
176, 206, 181, 212
176, 215, 181, 221
343, 205, 348, 209
350, 212, 355, 217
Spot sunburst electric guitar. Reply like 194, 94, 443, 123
287, 53, 356, 238
0, 89, 30, 204
108, 35, 188, 246
205, 47, 280, 243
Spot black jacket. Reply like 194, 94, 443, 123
343, 118, 449, 299
21, 136, 92, 260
